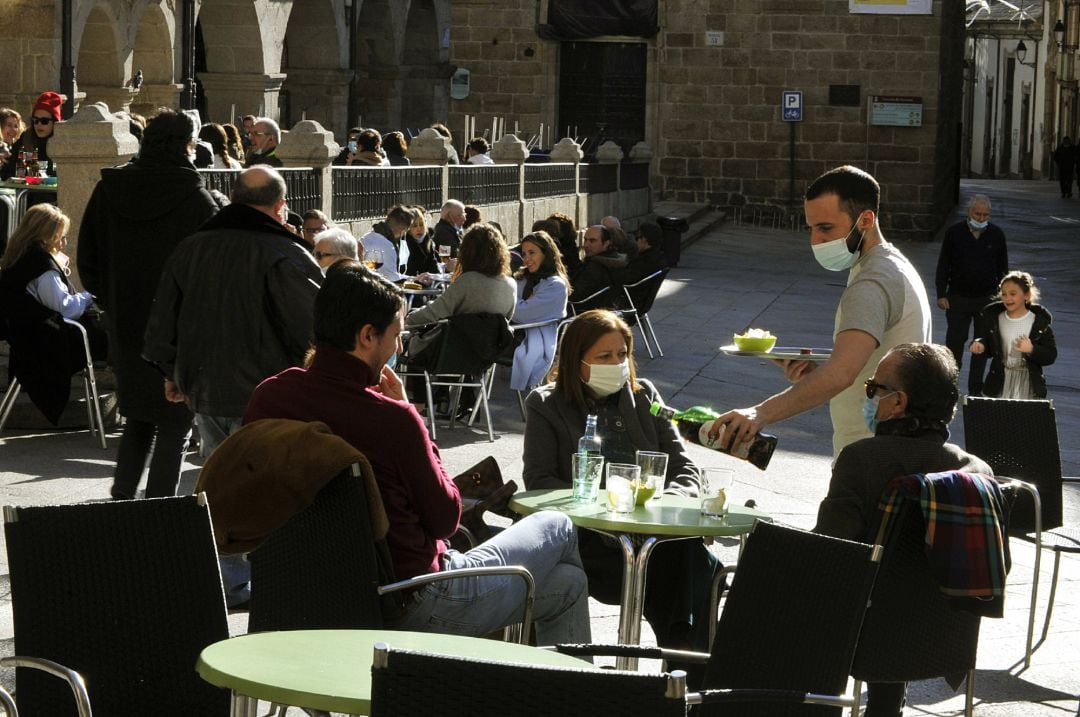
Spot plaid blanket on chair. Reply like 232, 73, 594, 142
876, 471, 1007, 617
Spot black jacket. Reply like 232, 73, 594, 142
0, 130, 55, 180
432, 219, 462, 258
78, 155, 221, 424
405, 229, 439, 276
569, 249, 627, 306
935, 221, 1008, 300
971, 302, 1056, 398
142, 203, 323, 418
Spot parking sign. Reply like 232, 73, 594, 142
782, 91, 803, 122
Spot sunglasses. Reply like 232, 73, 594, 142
31, 117, 55, 126
863, 378, 899, 400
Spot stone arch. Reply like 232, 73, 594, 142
195, 0, 287, 123
132, 2, 174, 85
281, 0, 350, 134
352, 0, 403, 130
400, 0, 448, 134
76, 3, 128, 110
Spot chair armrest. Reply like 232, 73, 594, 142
551, 643, 710, 664
688, 688, 855, 708
0, 656, 93, 717
511, 318, 563, 332
379, 565, 535, 644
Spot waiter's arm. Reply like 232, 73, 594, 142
711, 329, 878, 448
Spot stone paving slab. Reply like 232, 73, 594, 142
0, 178, 1077, 714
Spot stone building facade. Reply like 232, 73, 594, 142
0, 0, 964, 239
448, 0, 965, 240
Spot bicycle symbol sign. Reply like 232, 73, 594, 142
782, 91, 803, 122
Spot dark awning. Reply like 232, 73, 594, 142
537, 0, 659, 41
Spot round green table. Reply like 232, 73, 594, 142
510, 488, 771, 669
196, 628, 589, 714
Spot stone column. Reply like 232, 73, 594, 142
48, 102, 139, 289
77, 85, 138, 114
629, 141, 653, 164
276, 120, 339, 216
130, 83, 185, 119
550, 137, 585, 230
198, 72, 287, 123
596, 140, 625, 165
407, 128, 452, 206
491, 134, 529, 239
283, 68, 353, 139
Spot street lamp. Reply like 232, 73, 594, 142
1054, 19, 1066, 49
1016, 40, 1034, 65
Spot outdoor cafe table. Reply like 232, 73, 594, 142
0, 181, 58, 236
196, 628, 589, 714
510, 488, 771, 670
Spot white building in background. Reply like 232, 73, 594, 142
964, 2, 1054, 179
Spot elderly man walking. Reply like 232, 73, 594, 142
934, 194, 1008, 384
711, 165, 932, 458
143, 166, 321, 607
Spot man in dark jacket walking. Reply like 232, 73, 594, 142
143, 165, 321, 607
78, 109, 222, 501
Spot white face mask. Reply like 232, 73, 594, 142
812, 216, 864, 272
581, 360, 629, 397
968, 218, 988, 231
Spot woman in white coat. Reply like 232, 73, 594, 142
511, 230, 570, 391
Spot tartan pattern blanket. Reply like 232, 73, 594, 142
876, 471, 1007, 609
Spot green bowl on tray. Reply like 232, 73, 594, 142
732, 334, 777, 353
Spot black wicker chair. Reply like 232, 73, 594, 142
963, 395, 1076, 665
370, 643, 688, 717
248, 463, 535, 640
3, 495, 230, 716
850, 492, 998, 717
555, 520, 882, 717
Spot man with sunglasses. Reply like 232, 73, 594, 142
0, 91, 62, 180
814, 342, 991, 716
709, 165, 932, 458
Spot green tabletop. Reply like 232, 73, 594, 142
0, 181, 57, 191
510, 488, 770, 537
196, 629, 589, 713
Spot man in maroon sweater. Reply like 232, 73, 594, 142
243, 260, 591, 645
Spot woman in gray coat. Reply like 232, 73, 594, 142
523, 310, 722, 655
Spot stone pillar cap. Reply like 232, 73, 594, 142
491, 133, 529, 164
629, 141, 653, 162
596, 141, 625, 164
407, 127, 452, 165
49, 102, 140, 159
549, 137, 584, 163
276, 120, 337, 167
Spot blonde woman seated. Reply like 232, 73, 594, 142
510, 230, 569, 392
0, 204, 106, 423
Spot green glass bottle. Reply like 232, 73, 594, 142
650, 401, 778, 471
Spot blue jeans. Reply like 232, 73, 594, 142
196, 413, 249, 608
386, 512, 592, 646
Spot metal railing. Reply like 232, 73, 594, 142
524, 163, 577, 199
448, 165, 519, 205
198, 168, 323, 215
331, 166, 442, 221
619, 161, 650, 191
579, 163, 618, 195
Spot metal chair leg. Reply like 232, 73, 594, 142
0, 379, 21, 431
423, 370, 436, 441
849, 679, 863, 717
642, 313, 663, 357
86, 364, 107, 449
1039, 548, 1063, 646
964, 668, 975, 717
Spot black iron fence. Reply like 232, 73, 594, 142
198, 168, 323, 215
331, 166, 442, 221
524, 163, 577, 199
448, 165, 519, 205
579, 163, 618, 195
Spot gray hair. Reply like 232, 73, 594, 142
441, 199, 464, 218
255, 116, 281, 144
968, 194, 991, 212
315, 228, 359, 260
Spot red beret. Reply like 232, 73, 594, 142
33, 91, 63, 121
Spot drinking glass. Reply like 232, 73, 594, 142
605, 463, 641, 514
365, 248, 385, 271
571, 453, 604, 504
700, 467, 734, 518
635, 450, 668, 503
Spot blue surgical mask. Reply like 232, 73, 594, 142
862, 391, 897, 433
386, 353, 397, 371
812, 216, 865, 272
968, 219, 988, 231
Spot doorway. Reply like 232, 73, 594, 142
557, 41, 646, 156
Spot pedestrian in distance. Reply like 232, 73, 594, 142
1053, 137, 1075, 198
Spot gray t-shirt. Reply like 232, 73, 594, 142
830, 241, 932, 456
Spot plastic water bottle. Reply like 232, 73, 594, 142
578, 414, 601, 457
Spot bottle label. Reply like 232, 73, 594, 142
699, 423, 752, 460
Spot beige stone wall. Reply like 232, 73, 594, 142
447, 0, 962, 240
447, 0, 555, 151
0, 2, 60, 110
